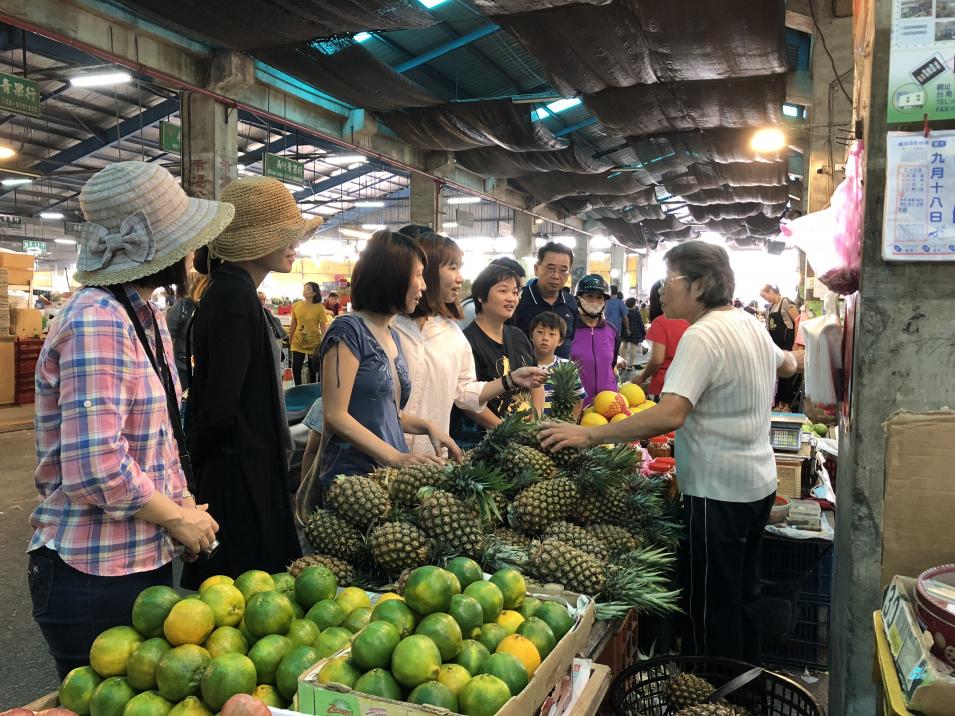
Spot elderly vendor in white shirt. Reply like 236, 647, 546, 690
541, 240, 797, 665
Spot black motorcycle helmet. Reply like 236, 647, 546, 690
575, 273, 611, 300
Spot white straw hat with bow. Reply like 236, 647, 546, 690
74, 161, 235, 286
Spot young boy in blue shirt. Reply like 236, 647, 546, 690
530, 311, 584, 419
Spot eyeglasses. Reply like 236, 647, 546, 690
541, 265, 570, 276
660, 275, 690, 290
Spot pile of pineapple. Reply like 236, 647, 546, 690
664, 673, 754, 716
292, 361, 681, 617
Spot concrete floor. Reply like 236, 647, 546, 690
0, 429, 59, 708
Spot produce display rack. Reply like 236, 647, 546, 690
15, 337, 43, 405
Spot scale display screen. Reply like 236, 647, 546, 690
770, 413, 806, 452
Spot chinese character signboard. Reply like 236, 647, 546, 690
263, 153, 304, 186
22, 240, 46, 254
883, 130, 955, 260
888, 0, 955, 122
159, 121, 181, 153
0, 71, 40, 118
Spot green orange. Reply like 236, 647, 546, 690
351, 620, 401, 670
316, 654, 362, 689
415, 612, 462, 661
126, 638, 172, 691
199, 584, 245, 628
534, 601, 574, 641
517, 617, 557, 660
198, 575, 233, 594
517, 596, 541, 619
390, 634, 442, 689
402, 566, 453, 616
445, 557, 484, 589
463, 580, 504, 623
479, 652, 528, 696
199, 653, 257, 711
122, 690, 173, 716
342, 605, 371, 633
305, 599, 345, 631
314, 626, 352, 658
437, 663, 472, 695
458, 674, 512, 716
448, 593, 484, 639
408, 681, 458, 711
132, 586, 182, 639
294, 566, 337, 609
59, 665, 102, 715
244, 591, 295, 638
204, 626, 248, 659
370, 598, 416, 638
251, 685, 286, 708
476, 623, 508, 654
89, 676, 136, 716
271, 571, 296, 598
167, 696, 212, 716
233, 570, 275, 603
90, 626, 143, 677
353, 668, 402, 700
155, 644, 211, 702
336, 586, 371, 616
163, 600, 216, 647
489, 568, 526, 610
454, 639, 491, 676
275, 645, 320, 700
285, 618, 320, 646
247, 634, 294, 685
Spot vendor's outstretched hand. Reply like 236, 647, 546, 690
539, 421, 591, 452
429, 429, 463, 463
510, 366, 547, 389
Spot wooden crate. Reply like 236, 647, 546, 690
776, 457, 803, 498
594, 609, 639, 676
15, 337, 43, 405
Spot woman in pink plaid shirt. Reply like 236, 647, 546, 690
28, 162, 232, 679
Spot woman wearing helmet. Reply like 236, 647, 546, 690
570, 274, 620, 404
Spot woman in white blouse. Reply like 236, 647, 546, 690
394, 228, 546, 455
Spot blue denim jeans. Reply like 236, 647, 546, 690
28, 546, 173, 680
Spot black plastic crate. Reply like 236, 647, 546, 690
758, 535, 834, 669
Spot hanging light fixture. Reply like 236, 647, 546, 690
751, 128, 786, 153
70, 71, 132, 87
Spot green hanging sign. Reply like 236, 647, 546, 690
0, 71, 40, 118
263, 152, 305, 186
159, 121, 182, 153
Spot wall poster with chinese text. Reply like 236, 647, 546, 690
884, 130, 955, 260
889, 0, 955, 122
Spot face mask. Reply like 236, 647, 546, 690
579, 299, 605, 317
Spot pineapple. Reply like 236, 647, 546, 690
303, 509, 365, 562
524, 539, 606, 595
443, 462, 512, 525
674, 706, 736, 716
493, 527, 533, 550
537, 360, 585, 469
502, 444, 557, 482
666, 673, 715, 710
325, 475, 392, 530
368, 521, 432, 574
470, 410, 536, 469
416, 487, 486, 558
544, 521, 610, 561
368, 466, 399, 489
288, 554, 355, 584
586, 523, 640, 559
389, 463, 449, 507
509, 477, 578, 535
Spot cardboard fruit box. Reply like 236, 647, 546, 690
297, 592, 596, 716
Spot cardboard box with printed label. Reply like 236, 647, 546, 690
297, 592, 595, 716
881, 575, 955, 715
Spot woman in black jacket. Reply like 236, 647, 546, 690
183, 176, 321, 586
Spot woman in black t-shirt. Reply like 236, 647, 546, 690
451, 265, 544, 446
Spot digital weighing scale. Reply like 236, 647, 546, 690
770, 413, 806, 452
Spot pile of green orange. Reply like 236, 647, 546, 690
313, 559, 576, 716
58, 566, 370, 716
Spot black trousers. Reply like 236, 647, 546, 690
28, 547, 173, 680
678, 492, 775, 664
292, 350, 316, 385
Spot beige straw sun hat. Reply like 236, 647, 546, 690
74, 161, 235, 286
210, 176, 323, 262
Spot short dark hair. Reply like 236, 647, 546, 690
351, 230, 427, 314
610, 284, 619, 294
305, 281, 321, 303
625, 297, 636, 308
664, 240, 735, 309
490, 256, 526, 279
135, 257, 188, 298
411, 233, 464, 320
328, 291, 338, 298
399, 224, 434, 240
536, 241, 574, 264
529, 310, 567, 340
649, 280, 663, 322
471, 265, 520, 315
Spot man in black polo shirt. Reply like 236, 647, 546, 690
513, 241, 577, 358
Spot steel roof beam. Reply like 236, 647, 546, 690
293, 164, 381, 203
394, 24, 501, 74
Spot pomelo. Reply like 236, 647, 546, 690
166, 696, 212, 716
244, 591, 294, 638
580, 411, 609, 427
335, 586, 371, 616
495, 610, 524, 635
90, 626, 143, 678
342, 606, 371, 633
517, 596, 541, 619
618, 383, 646, 408
476, 623, 508, 654
198, 575, 233, 594
270, 572, 295, 599
250, 685, 285, 708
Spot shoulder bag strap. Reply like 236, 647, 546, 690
107, 287, 196, 493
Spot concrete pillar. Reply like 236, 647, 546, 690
610, 244, 627, 294
180, 91, 237, 200
829, 3, 955, 714
514, 211, 534, 262
409, 171, 439, 229
571, 237, 589, 290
